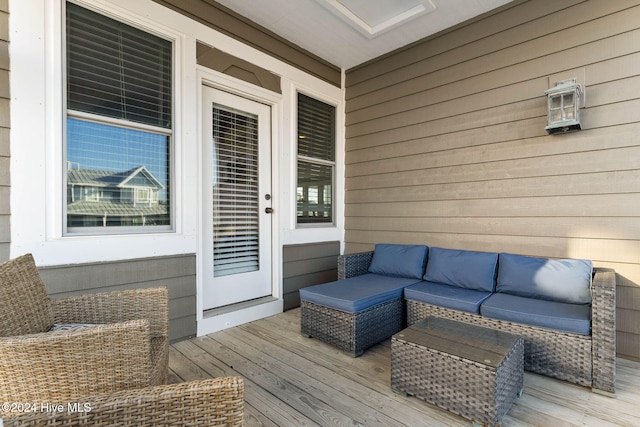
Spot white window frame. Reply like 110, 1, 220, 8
295, 90, 338, 228
10, 0, 192, 265
63, 0, 175, 236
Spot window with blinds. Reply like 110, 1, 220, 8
65, 2, 173, 233
212, 105, 260, 277
297, 93, 335, 225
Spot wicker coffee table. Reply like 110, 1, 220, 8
391, 316, 524, 427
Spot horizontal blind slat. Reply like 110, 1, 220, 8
212, 103, 261, 277
66, 3, 172, 129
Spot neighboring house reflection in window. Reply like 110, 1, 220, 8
66, 165, 168, 227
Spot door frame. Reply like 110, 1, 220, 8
196, 69, 283, 336
202, 87, 273, 309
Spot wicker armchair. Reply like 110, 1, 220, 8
0, 254, 169, 418
2, 377, 245, 426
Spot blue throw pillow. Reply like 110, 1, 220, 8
497, 253, 592, 304
368, 244, 428, 279
423, 247, 499, 292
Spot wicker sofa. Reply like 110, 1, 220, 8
300, 244, 616, 395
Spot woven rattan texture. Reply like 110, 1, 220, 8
392, 329, 524, 427
337, 251, 373, 280
0, 254, 54, 336
4, 377, 245, 426
0, 254, 170, 414
301, 298, 404, 356
406, 268, 616, 394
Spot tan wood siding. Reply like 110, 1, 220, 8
282, 241, 339, 310
153, 0, 341, 87
38, 254, 197, 342
344, 0, 640, 360
0, 1, 8, 261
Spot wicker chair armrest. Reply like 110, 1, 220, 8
2, 377, 244, 426
337, 251, 374, 280
590, 267, 616, 394
50, 286, 168, 338
0, 319, 154, 408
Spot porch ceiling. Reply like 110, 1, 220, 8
213, 0, 514, 70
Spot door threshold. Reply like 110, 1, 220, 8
198, 297, 282, 336
204, 296, 278, 319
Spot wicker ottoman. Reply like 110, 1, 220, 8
391, 317, 524, 427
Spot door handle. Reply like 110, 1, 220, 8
265, 207, 274, 214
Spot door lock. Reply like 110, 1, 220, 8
265, 207, 274, 214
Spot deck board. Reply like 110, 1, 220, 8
170, 308, 640, 426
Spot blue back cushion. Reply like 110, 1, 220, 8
497, 253, 592, 304
423, 247, 499, 292
368, 244, 428, 279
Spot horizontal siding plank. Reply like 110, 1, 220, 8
283, 291, 301, 311
345, 216, 640, 242
283, 270, 338, 294
346, 171, 640, 204
347, 97, 544, 149
45, 275, 196, 301
282, 241, 339, 263
344, 231, 640, 265
347, 132, 640, 180
170, 295, 197, 321
346, 145, 640, 190
0, 187, 8, 214
283, 255, 338, 278
346, 121, 640, 165
0, 215, 8, 242
0, 128, 9, 156
40, 255, 196, 293
169, 315, 197, 342
345, 194, 640, 219
282, 242, 340, 311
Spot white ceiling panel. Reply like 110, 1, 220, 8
214, 0, 514, 69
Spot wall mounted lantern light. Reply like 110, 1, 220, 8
545, 78, 583, 134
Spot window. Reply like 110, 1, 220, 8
296, 93, 335, 225
65, 2, 172, 232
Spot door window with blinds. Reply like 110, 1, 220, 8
212, 105, 260, 277
296, 93, 336, 225
64, 2, 172, 233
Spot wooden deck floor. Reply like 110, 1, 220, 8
169, 308, 640, 426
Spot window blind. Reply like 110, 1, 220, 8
66, 2, 172, 129
297, 93, 335, 161
212, 105, 260, 277
297, 93, 335, 224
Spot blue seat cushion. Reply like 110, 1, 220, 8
497, 253, 592, 304
423, 247, 499, 292
299, 273, 421, 313
368, 244, 428, 279
404, 281, 492, 314
480, 293, 591, 335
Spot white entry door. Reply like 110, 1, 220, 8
202, 86, 273, 310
